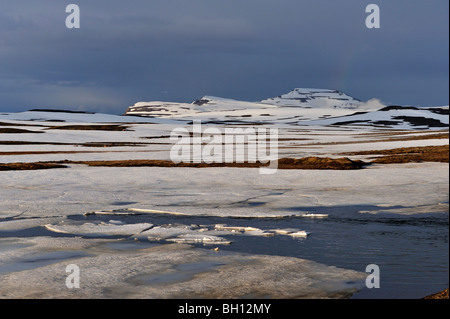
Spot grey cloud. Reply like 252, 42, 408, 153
0, 0, 448, 113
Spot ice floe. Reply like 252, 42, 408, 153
288, 230, 311, 238
215, 224, 309, 238
131, 224, 231, 245
299, 213, 329, 218
0, 237, 367, 299
214, 224, 261, 232
0, 217, 65, 231
166, 234, 231, 245
271, 228, 310, 237
44, 221, 153, 237
42, 219, 313, 243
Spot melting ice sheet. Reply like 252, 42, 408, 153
1, 163, 448, 218
0, 115, 448, 299
0, 236, 366, 299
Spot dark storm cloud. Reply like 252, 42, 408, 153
0, 0, 448, 113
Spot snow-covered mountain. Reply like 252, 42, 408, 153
121, 88, 449, 129
125, 88, 362, 115
261, 88, 362, 109
123, 88, 369, 121
126, 96, 275, 118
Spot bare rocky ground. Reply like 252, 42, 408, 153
424, 288, 449, 299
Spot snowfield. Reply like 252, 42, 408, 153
0, 90, 448, 299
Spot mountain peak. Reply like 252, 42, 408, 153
261, 88, 362, 109
192, 96, 237, 106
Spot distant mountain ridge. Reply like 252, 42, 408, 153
261, 88, 362, 109
124, 88, 365, 116
122, 88, 449, 129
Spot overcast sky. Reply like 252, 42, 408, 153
0, 0, 448, 114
